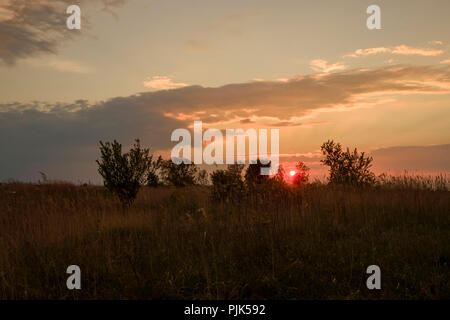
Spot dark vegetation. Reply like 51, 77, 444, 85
0, 139, 448, 299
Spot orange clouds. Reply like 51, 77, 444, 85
0, 2, 13, 22
2, 64, 450, 181
150, 65, 450, 126
344, 45, 444, 58
392, 45, 444, 56
5, 65, 450, 129
309, 59, 347, 73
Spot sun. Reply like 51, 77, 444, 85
289, 170, 296, 177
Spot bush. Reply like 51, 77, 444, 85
320, 140, 375, 186
293, 161, 310, 188
146, 155, 163, 187
160, 160, 198, 187
244, 159, 271, 190
196, 169, 209, 185
272, 165, 287, 185
210, 164, 245, 203
96, 139, 151, 206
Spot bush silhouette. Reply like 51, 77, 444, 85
271, 164, 286, 184
244, 159, 271, 190
196, 169, 209, 185
160, 160, 198, 187
293, 161, 310, 188
146, 155, 163, 187
211, 164, 245, 203
320, 140, 375, 186
96, 139, 151, 206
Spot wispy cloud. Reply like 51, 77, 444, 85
392, 45, 444, 56
344, 45, 444, 58
310, 59, 347, 73
0, 0, 130, 65
0, 2, 13, 22
26, 58, 92, 74
183, 40, 213, 53
143, 76, 189, 90
267, 121, 330, 128
440, 59, 450, 64
429, 40, 444, 46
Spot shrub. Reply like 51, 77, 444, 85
293, 161, 310, 187
272, 165, 286, 185
96, 139, 151, 206
146, 155, 163, 187
160, 160, 198, 187
196, 169, 210, 185
320, 140, 375, 186
244, 159, 271, 190
210, 164, 245, 203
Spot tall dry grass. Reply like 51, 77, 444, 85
0, 175, 449, 299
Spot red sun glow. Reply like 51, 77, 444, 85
289, 170, 296, 176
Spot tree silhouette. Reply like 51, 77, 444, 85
96, 139, 151, 207
320, 140, 375, 186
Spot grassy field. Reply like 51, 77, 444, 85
0, 177, 449, 299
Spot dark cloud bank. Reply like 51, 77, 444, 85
1, 65, 450, 182
0, 0, 130, 65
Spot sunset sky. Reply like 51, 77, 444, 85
1, 0, 450, 182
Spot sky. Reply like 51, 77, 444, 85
1, 0, 450, 182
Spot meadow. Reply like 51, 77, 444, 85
0, 175, 449, 299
